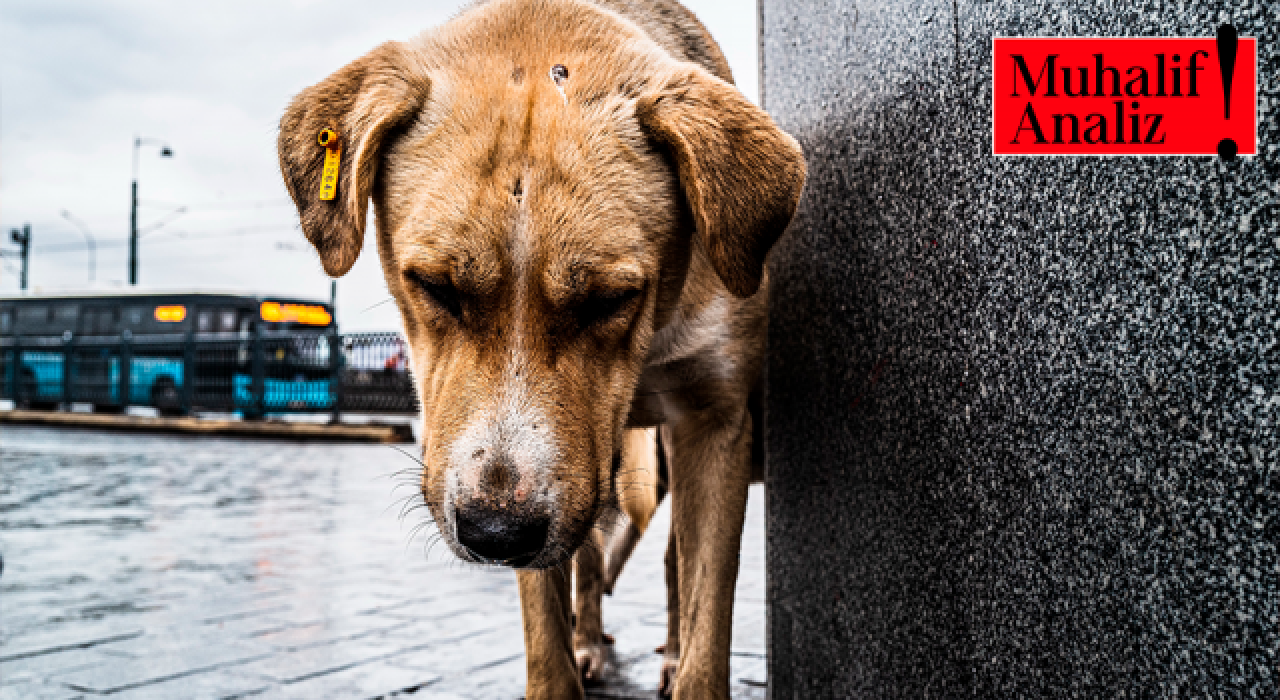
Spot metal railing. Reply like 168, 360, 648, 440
0, 329, 417, 419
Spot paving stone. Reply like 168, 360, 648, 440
56, 642, 271, 694
270, 660, 440, 699
240, 611, 332, 635
313, 592, 413, 617
250, 616, 412, 652
379, 592, 502, 622
378, 611, 506, 645
0, 648, 114, 682
102, 670, 273, 700
425, 655, 528, 700
731, 653, 768, 690
196, 602, 295, 625
382, 625, 525, 674
729, 606, 766, 657
398, 692, 471, 700
200, 614, 297, 639
591, 642, 665, 692
92, 625, 278, 659
0, 625, 144, 663
0, 679, 86, 700
233, 640, 402, 684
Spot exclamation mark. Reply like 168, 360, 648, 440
1216, 23, 1238, 161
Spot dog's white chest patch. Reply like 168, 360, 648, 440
629, 299, 737, 425
646, 297, 734, 369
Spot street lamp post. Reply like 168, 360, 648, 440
9, 224, 31, 291
130, 137, 173, 286
60, 210, 97, 284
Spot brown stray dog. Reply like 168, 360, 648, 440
277, 1, 804, 697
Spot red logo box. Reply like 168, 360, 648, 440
993, 32, 1257, 157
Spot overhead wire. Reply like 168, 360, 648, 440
31, 225, 301, 254
138, 198, 293, 211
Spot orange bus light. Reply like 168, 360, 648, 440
260, 302, 331, 326
154, 305, 187, 322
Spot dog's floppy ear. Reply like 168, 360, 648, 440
278, 42, 428, 277
636, 66, 805, 298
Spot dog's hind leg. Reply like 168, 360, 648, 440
518, 568, 584, 700
572, 527, 609, 683
606, 427, 667, 594
659, 509, 681, 698
602, 518, 643, 596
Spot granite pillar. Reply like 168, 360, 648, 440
761, 1, 1277, 696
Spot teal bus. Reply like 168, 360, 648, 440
0, 291, 338, 416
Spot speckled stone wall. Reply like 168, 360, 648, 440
761, 1, 1277, 697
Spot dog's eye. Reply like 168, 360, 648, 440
408, 272, 464, 320
575, 288, 642, 327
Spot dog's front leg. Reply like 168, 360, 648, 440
667, 408, 752, 699
518, 568, 584, 700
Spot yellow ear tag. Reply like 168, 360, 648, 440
317, 129, 342, 201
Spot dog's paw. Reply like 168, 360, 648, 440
658, 654, 679, 698
575, 641, 610, 685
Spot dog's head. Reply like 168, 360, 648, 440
278, 4, 803, 569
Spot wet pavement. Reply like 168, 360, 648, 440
0, 425, 766, 699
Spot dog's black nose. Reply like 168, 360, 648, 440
455, 503, 549, 567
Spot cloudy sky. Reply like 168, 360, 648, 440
0, 0, 757, 331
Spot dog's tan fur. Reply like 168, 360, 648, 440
572, 426, 665, 682
278, 1, 804, 697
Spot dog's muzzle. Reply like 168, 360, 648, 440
454, 500, 550, 567
446, 400, 559, 567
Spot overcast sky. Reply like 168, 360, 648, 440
0, 0, 757, 331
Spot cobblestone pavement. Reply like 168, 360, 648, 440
0, 425, 766, 699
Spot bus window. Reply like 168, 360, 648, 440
0, 309, 11, 334
17, 306, 49, 327
218, 309, 237, 332
54, 306, 79, 328
197, 311, 214, 332
80, 308, 113, 334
